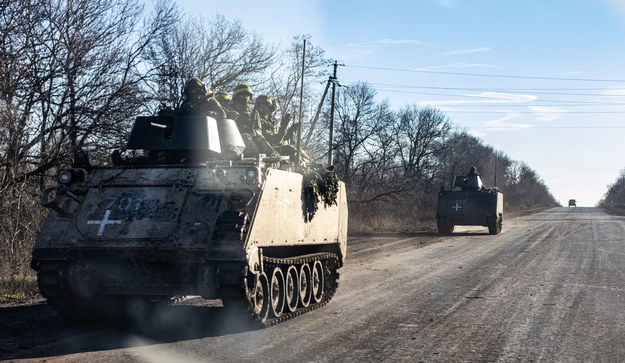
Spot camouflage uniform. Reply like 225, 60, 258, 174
255, 95, 279, 135
230, 84, 261, 136
254, 95, 300, 146
215, 91, 239, 119
178, 77, 226, 119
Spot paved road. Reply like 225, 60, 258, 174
2, 207, 624, 362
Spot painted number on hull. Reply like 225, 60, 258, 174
86, 196, 179, 236
104, 196, 144, 211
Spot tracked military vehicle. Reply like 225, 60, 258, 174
31, 114, 348, 327
436, 167, 503, 235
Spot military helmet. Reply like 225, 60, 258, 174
255, 95, 273, 106
233, 84, 253, 97
215, 90, 231, 102
185, 77, 206, 97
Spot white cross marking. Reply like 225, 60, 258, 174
452, 202, 463, 211
276, 187, 291, 219
87, 209, 122, 236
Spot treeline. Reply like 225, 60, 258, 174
329, 88, 559, 230
599, 168, 625, 211
0, 0, 557, 294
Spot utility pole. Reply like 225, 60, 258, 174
328, 61, 339, 167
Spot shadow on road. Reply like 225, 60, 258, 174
0, 300, 259, 361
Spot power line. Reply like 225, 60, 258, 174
471, 126, 625, 129
347, 65, 625, 83
366, 83, 625, 97
441, 110, 625, 114
375, 88, 624, 105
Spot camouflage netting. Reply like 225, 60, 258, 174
302, 165, 340, 222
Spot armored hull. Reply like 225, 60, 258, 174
436, 168, 503, 235
31, 115, 348, 326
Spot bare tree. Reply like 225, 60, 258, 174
0, 0, 177, 293
599, 168, 625, 208
332, 82, 390, 185
144, 13, 276, 110
393, 106, 452, 183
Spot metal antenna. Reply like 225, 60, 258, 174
295, 39, 306, 166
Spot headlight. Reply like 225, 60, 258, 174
58, 170, 72, 184
246, 168, 257, 179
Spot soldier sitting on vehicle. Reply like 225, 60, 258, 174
178, 77, 226, 119
454, 166, 484, 191
229, 84, 261, 135
214, 90, 238, 119
227, 85, 280, 158
253, 94, 307, 162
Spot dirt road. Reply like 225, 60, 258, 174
2, 207, 624, 362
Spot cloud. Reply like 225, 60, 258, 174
600, 88, 625, 96
468, 129, 487, 138
442, 47, 491, 56
422, 92, 537, 106
336, 39, 428, 60
345, 39, 429, 48
529, 106, 569, 121
469, 92, 537, 103
483, 113, 532, 131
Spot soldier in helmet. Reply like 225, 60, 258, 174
254, 95, 300, 146
230, 84, 261, 135
178, 77, 226, 119
214, 90, 231, 105
214, 90, 239, 119
255, 95, 278, 136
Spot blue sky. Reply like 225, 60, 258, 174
175, 0, 625, 206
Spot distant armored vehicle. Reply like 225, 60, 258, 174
31, 114, 348, 327
568, 199, 576, 207
436, 167, 503, 235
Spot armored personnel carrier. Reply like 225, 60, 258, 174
31, 114, 348, 327
436, 167, 503, 235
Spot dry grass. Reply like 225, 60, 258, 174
0, 275, 40, 304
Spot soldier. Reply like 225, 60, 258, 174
214, 90, 231, 105
178, 77, 226, 119
214, 90, 238, 119
276, 103, 300, 145
254, 95, 300, 146
230, 84, 261, 135
255, 95, 279, 136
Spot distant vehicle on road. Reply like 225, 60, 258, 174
568, 199, 577, 207
436, 166, 503, 235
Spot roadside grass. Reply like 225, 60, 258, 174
0, 275, 40, 304
602, 206, 625, 216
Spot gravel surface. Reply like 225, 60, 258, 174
2, 207, 624, 362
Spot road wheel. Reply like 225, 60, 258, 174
299, 263, 312, 308
311, 260, 324, 303
269, 267, 285, 318
252, 272, 270, 323
285, 265, 299, 313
